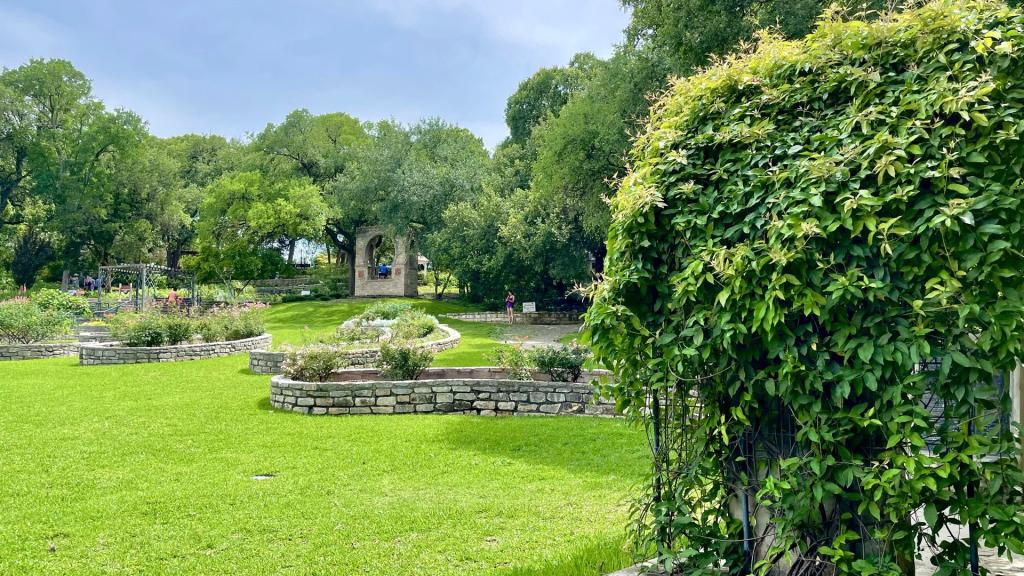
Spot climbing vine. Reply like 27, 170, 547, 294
585, 2, 1024, 574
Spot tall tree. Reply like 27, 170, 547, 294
0, 59, 92, 229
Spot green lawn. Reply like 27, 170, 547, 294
264, 298, 504, 365
0, 299, 647, 575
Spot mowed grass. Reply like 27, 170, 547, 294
0, 299, 647, 575
264, 298, 503, 366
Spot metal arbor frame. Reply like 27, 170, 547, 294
96, 263, 198, 312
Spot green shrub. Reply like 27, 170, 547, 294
34, 288, 91, 318
0, 299, 73, 344
586, 2, 1024, 572
494, 344, 533, 381
161, 314, 196, 345
334, 325, 384, 343
531, 344, 589, 382
377, 341, 433, 380
391, 311, 437, 340
281, 345, 349, 382
109, 313, 166, 347
197, 305, 266, 342
360, 301, 411, 321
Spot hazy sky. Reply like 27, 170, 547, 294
0, 1, 630, 148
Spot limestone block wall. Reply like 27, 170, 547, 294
269, 368, 617, 417
80, 334, 272, 365
249, 324, 461, 375
443, 311, 582, 325
0, 342, 80, 361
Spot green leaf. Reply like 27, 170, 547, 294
924, 503, 938, 528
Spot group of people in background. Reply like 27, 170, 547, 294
67, 273, 103, 295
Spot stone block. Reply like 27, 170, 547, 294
539, 404, 561, 414
376, 396, 396, 406
473, 400, 496, 410
497, 402, 515, 411
435, 393, 454, 403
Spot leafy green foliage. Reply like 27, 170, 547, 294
391, 311, 438, 340
281, 344, 350, 382
377, 340, 433, 381
110, 306, 263, 347
334, 324, 384, 343
108, 313, 167, 347
587, 2, 1024, 574
359, 301, 412, 321
531, 344, 590, 382
33, 288, 91, 318
494, 344, 534, 381
0, 298, 72, 343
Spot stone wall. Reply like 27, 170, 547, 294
269, 367, 617, 417
80, 334, 272, 365
444, 311, 582, 325
249, 324, 461, 375
0, 342, 80, 361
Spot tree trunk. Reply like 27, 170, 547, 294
287, 240, 296, 265
61, 269, 70, 291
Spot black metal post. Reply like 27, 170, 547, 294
968, 408, 980, 576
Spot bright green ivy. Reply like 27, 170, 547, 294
586, 2, 1024, 574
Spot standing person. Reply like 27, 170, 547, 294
167, 287, 179, 308
505, 291, 516, 324
84, 275, 95, 292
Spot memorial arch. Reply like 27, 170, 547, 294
352, 226, 419, 297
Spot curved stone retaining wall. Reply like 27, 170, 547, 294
444, 311, 581, 325
249, 324, 461, 375
0, 342, 79, 361
80, 334, 271, 365
270, 367, 617, 417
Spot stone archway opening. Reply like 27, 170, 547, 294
353, 226, 419, 297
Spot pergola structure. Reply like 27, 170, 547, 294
96, 263, 198, 312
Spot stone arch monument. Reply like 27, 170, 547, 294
353, 226, 419, 297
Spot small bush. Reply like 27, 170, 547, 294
197, 305, 266, 342
531, 344, 589, 382
281, 345, 349, 382
334, 325, 384, 343
197, 319, 226, 344
162, 314, 196, 345
377, 341, 433, 380
391, 311, 437, 340
34, 288, 92, 318
0, 299, 73, 344
494, 344, 533, 380
109, 313, 166, 347
360, 301, 412, 321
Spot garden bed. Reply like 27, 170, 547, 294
80, 334, 272, 365
0, 342, 80, 361
250, 324, 461, 374
269, 366, 616, 417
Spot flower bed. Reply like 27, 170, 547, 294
80, 334, 272, 365
249, 324, 461, 374
269, 367, 617, 417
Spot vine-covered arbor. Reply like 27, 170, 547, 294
97, 264, 197, 312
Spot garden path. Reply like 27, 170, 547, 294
498, 323, 581, 348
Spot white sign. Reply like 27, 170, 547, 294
300, 290, 311, 296
522, 302, 536, 313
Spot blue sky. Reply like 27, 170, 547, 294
0, 1, 629, 148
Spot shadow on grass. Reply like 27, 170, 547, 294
435, 415, 646, 480
491, 536, 634, 576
